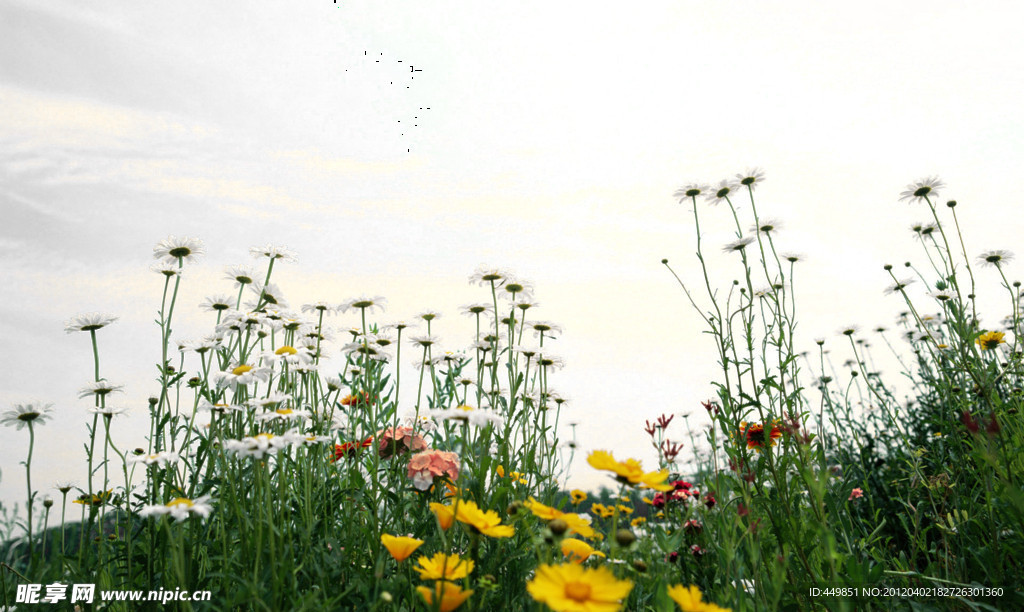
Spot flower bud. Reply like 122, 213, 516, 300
614, 529, 636, 547
548, 518, 568, 537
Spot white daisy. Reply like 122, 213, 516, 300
153, 236, 205, 264
151, 261, 183, 277
246, 391, 293, 409
199, 294, 236, 312
139, 495, 213, 521
224, 265, 258, 287
1, 402, 54, 429
723, 237, 755, 253
460, 303, 493, 317
64, 313, 118, 333
212, 364, 271, 389
249, 244, 298, 262
225, 433, 288, 458
301, 301, 335, 316
339, 295, 387, 314
250, 282, 289, 308
78, 381, 124, 399
899, 176, 944, 203
129, 451, 180, 466
87, 405, 129, 417
469, 266, 512, 287
736, 168, 766, 190
705, 179, 738, 205
255, 407, 312, 422
673, 183, 709, 201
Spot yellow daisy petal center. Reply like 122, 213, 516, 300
232, 365, 252, 376
565, 582, 592, 602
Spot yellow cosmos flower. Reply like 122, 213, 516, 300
525, 497, 562, 520
561, 538, 606, 564
454, 500, 515, 538
416, 581, 474, 611
976, 330, 1006, 351
527, 563, 633, 612
667, 584, 731, 612
570, 489, 587, 504
380, 534, 423, 562
587, 450, 673, 491
591, 503, 615, 519
430, 502, 455, 530
631, 517, 646, 528
615, 505, 633, 516
414, 552, 474, 581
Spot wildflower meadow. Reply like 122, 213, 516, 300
2, 172, 1022, 611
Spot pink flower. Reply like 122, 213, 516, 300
848, 487, 864, 501
377, 426, 428, 459
407, 449, 460, 491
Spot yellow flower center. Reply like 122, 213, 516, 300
275, 408, 293, 415
565, 582, 592, 602
167, 498, 194, 508
456, 405, 475, 412
232, 365, 253, 376
275, 346, 297, 355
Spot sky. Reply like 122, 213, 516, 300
3, 0, 1024, 514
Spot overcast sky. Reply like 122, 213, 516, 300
3, 1, 1024, 510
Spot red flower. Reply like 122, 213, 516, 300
742, 422, 782, 450
333, 437, 372, 461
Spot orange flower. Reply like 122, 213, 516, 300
380, 534, 423, 562
416, 581, 473, 611
332, 437, 372, 462
430, 502, 455, 530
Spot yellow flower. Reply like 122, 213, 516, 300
591, 503, 615, 519
570, 489, 588, 504
631, 517, 646, 528
495, 465, 506, 478
414, 552, 474, 581
976, 331, 1006, 351
416, 581, 474, 611
667, 584, 731, 612
615, 505, 633, 516
587, 450, 673, 491
430, 502, 455, 531
454, 500, 515, 538
380, 534, 423, 562
561, 538, 606, 564
525, 498, 596, 538
527, 563, 633, 612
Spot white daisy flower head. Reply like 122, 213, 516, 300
514, 299, 540, 312
383, 320, 417, 332
416, 309, 442, 322
246, 391, 293, 409
199, 294, 235, 313
225, 433, 286, 459
64, 312, 118, 334
899, 176, 944, 203
324, 376, 343, 392
197, 398, 244, 414
469, 266, 513, 287
153, 236, 205, 264
87, 405, 129, 417
54, 480, 77, 494
736, 168, 766, 190
978, 250, 1014, 268
500, 276, 534, 301
129, 450, 180, 466
750, 218, 782, 235
212, 364, 271, 389
403, 413, 437, 433
408, 334, 441, 348
411, 355, 444, 370
460, 303, 493, 317
78, 381, 125, 399
342, 340, 392, 362
429, 405, 504, 429
180, 335, 225, 355
250, 281, 289, 308
255, 407, 312, 422
139, 495, 213, 521
884, 278, 916, 296
911, 222, 939, 240
151, 261, 183, 277
705, 179, 738, 205
224, 265, 258, 287
514, 345, 542, 359
723, 237, 755, 253
673, 183, 709, 201
535, 351, 565, 370
301, 301, 335, 316
1, 402, 54, 429
263, 345, 313, 367
249, 244, 298, 262
339, 295, 387, 314
530, 320, 563, 338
